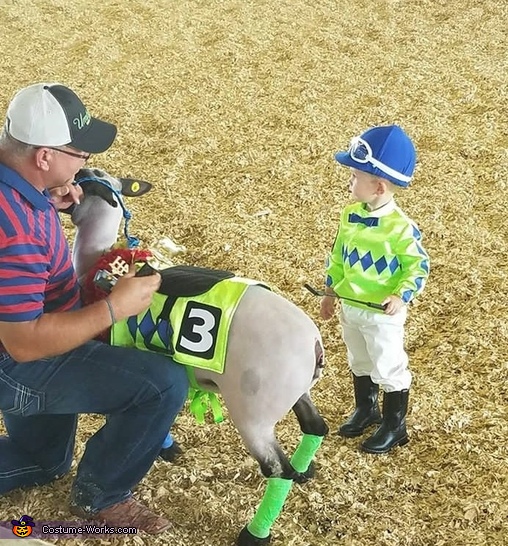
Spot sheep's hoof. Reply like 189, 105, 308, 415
236, 526, 271, 546
293, 461, 316, 484
158, 441, 183, 463
303, 460, 316, 480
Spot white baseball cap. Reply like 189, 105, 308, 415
5, 83, 117, 153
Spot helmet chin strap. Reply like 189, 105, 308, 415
74, 175, 140, 249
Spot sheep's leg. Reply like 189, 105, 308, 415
290, 392, 329, 481
236, 394, 328, 546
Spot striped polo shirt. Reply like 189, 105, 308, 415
0, 163, 81, 351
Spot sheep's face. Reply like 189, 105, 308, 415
75, 168, 152, 201
69, 168, 152, 280
77, 167, 122, 192
70, 168, 153, 226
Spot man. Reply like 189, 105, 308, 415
0, 83, 188, 533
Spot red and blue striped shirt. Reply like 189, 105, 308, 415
0, 163, 81, 350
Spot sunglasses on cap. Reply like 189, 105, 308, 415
348, 137, 411, 184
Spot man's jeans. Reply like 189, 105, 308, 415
0, 340, 188, 512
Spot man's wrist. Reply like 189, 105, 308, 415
104, 297, 117, 325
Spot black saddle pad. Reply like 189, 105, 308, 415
154, 264, 235, 297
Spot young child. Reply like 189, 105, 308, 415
320, 125, 429, 454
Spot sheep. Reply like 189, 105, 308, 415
70, 168, 329, 546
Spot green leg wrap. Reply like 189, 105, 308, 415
247, 434, 324, 539
290, 433, 324, 473
247, 477, 293, 539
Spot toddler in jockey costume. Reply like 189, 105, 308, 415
320, 125, 429, 454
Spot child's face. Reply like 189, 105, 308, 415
347, 168, 384, 204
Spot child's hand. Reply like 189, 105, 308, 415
320, 296, 336, 320
382, 295, 405, 315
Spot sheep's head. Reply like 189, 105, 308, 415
69, 167, 186, 282
73, 167, 152, 209
70, 167, 152, 280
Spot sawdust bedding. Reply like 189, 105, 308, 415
1, 0, 507, 544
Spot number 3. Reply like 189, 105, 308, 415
179, 308, 216, 353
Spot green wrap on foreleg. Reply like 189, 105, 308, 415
290, 433, 323, 473
247, 477, 292, 539
247, 434, 324, 539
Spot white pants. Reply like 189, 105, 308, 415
340, 303, 411, 392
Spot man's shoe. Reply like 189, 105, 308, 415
70, 496, 171, 534
159, 440, 183, 462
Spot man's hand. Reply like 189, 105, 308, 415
49, 182, 83, 210
320, 295, 337, 320
0, 264, 161, 362
382, 295, 405, 315
108, 265, 162, 320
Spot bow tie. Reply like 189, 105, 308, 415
348, 213, 379, 227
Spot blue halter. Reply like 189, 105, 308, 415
74, 175, 140, 249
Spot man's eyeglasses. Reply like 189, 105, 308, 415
37, 146, 91, 161
348, 136, 411, 184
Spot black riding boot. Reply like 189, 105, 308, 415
338, 375, 382, 437
361, 389, 409, 454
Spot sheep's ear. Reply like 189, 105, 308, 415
119, 178, 152, 197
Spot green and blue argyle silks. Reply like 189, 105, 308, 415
326, 201, 429, 310
111, 276, 261, 373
